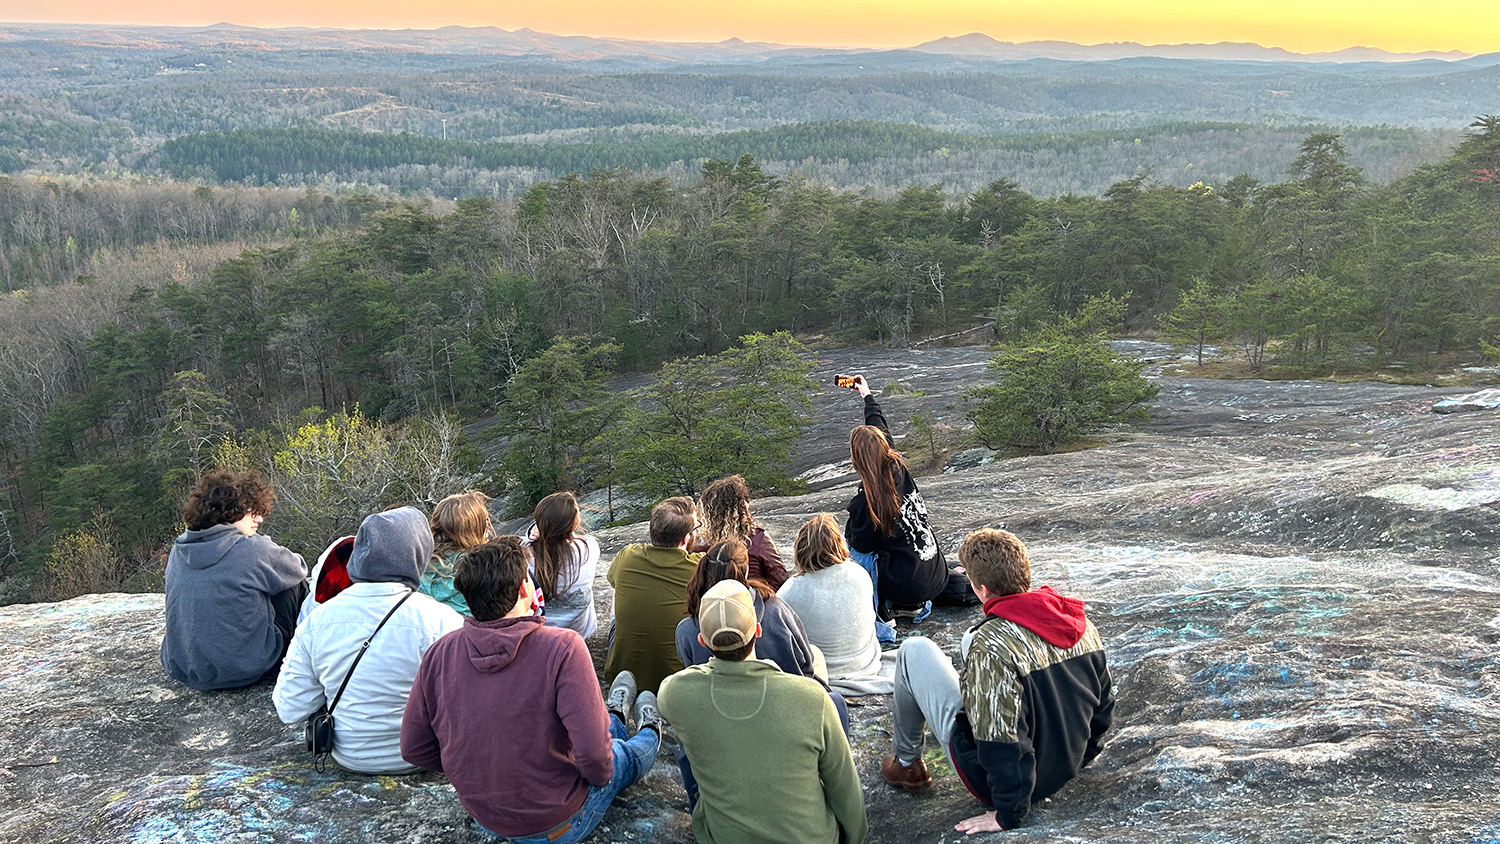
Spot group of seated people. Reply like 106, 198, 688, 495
158, 375, 1115, 842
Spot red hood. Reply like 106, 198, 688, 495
983, 586, 1087, 648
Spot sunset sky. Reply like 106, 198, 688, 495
0, 0, 1496, 55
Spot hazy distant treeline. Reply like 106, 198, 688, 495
0, 178, 400, 292
151, 121, 1458, 199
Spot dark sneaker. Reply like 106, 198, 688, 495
890, 601, 933, 624
607, 671, 637, 724
881, 754, 933, 793
633, 690, 662, 733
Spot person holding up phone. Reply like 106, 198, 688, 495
841, 374, 948, 645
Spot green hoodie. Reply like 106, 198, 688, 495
659, 658, 867, 844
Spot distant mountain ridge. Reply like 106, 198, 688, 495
909, 32, 1470, 62
0, 21, 1474, 65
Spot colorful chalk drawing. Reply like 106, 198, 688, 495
99, 761, 463, 844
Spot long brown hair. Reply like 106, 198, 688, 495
793, 513, 850, 574
700, 475, 758, 546
850, 426, 904, 536
431, 491, 494, 574
685, 539, 775, 617
532, 491, 583, 599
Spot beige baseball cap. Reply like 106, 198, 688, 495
698, 580, 757, 651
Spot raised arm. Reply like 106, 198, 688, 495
848, 375, 894, 446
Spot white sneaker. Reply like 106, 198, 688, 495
607, 671, 637, 723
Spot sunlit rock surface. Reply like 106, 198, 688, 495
1432, 387, 1500, 414
3, 348, 1498, 843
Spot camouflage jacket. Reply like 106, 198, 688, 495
948, 613, 1114, 829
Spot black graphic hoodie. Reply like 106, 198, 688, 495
844, 395, 948, 606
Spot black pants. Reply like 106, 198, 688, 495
258, 581, 309, 683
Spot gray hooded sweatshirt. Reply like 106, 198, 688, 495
160, 523, 307, 691
346, 506, 431, 589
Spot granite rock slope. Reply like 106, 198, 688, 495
2, 352, 1497, 844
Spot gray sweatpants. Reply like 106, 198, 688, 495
892, 636, 965, 767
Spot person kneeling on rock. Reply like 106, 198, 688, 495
881, 529, 1114, 833
843, 374, 951, 645
401, 538, 660, 844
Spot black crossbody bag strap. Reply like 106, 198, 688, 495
327, 589, 414, 716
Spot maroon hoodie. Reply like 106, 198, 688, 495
401, 615, 613, 836
982, 585, 1087, 648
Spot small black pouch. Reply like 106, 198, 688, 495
304, 708, 334, 756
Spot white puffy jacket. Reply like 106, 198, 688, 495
274, 582, 464, 773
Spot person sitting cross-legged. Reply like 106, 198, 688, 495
659, 580, 867, 844
881, 528, 1115, 833
604, 496, 705, 693
401, 538, 660, 844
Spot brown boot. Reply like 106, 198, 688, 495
881, 754, 933, 793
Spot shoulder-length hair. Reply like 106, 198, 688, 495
700, 474, 758, 546
431, 490, 493, 558
793, 513, 850, 574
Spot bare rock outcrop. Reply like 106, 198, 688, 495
3, 352, 1498, 843
1432, 387, 1500, 413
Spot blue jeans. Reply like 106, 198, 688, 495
849, 549, 898, 646
486, 714, 659, 844
679, 691, 850, 811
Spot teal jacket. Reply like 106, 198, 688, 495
419, 551, 471, 616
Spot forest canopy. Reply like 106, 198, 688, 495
2, 118, 1498, 604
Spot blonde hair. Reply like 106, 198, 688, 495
431, 490, 494, 569
793, 513, 849, 574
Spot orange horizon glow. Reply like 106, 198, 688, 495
0, 1, 1497, 56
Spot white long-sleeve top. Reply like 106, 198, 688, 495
273, 582, 464, 773
522, 534, 600, 639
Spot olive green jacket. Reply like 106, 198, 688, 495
659, 658, 867, 844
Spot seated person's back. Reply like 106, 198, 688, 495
660, 580, 867, 844
273, 506, 463, 774
778, 513, 892, 696
161, 469, 307, 691
524, 490, 601, 638
604, 496, 704, 693
403, 537, 661, 843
